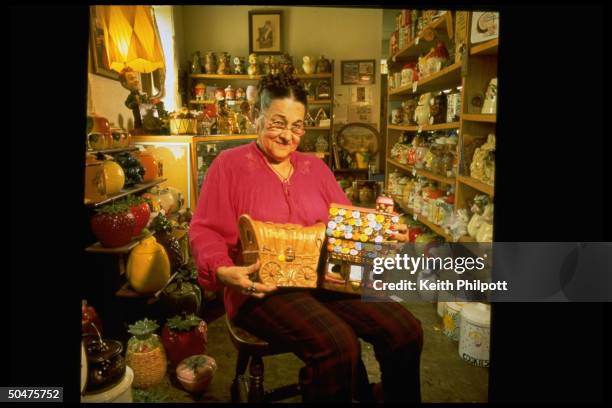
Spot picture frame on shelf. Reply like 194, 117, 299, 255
341, 59, 376, 85
248, 10, 283, 54
89, 6, 119, 80
470, 11, 499, 44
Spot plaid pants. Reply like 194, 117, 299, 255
233, 288, 423, 402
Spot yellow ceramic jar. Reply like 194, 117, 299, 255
127, 236, 171, 294
102, 160, 125, 195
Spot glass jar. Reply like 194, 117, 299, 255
415, 146, 429, 169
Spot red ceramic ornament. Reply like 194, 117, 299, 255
129, 200, 151, 236
90, 205, 135, 248
161, 314, 208, 367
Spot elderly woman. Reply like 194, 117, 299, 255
189, 74, 423, 403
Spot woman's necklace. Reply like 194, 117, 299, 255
267, 161, 294, 184
256, 141, 294, 184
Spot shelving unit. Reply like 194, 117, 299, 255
385, 11, 498, 243
186, 63, 336, 169
462, 113, 496, 123
86, 178, 167, 208
88, 146, 139, 155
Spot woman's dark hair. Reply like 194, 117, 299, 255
256, 73, 308, 113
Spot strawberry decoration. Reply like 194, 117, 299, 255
126, 195, 151, 236
161, 313, 208, 367
91, 202, 135, 248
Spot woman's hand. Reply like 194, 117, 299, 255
391, 223, 410, 242
217, 260, 278, 298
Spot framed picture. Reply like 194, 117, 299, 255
248, 10, 282, 54
470, 11, 499, 44
341, 60, 376, 85
89, 6, 119, 80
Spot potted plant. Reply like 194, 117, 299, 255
161, 313, 208, 368
125, 319, 167, 389
90, 202, 135, 248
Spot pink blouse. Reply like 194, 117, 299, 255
189, 141, 351, 319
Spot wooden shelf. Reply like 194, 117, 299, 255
457, 174, 495, 197
86, 178, 167, 208
88, 146, 139, 155
189, 74, 260, 80
115, 282, 150, 299
392, 13, 453, 60
462, 113, 496, 123
305, 126, 330, 130
391, 195, 452, 241
189, 73, 333, 80
193, 134, 258, 142
295, 73, 332, 79
389, 62, 462, 96
302, 151, 329, 158
334, 168, 369, 173
388, 122, 460, 132
387, 159, 455, 185
470, 38, 499, 56
189, 99, 216, 104
85, 238, 141, 255
307, 99, 332, 104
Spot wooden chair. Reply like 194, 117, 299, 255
226, 315, 301, 402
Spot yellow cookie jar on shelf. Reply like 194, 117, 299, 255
127, 236, 171, 294
102, 160, 126, 195
84, 155, 106, 204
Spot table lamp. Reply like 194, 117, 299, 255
95, 5, 165, 132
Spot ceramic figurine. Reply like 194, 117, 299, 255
224, 84, 235, 101
235, 87, 245, 100
302, 56, 314, 74
246, 85, 257, 105
303, 81, 313, 97
314, 108, 328, 126
176, 355, 217, 394
315, 134, 329, 153
429, 93, 448, 124
217, 52, 230, 75
414, 92, 432, 125
161, 314, 208, 367
470, 134, 496, 185
280, 53, 295, 75
426, 42, 449, 75
204, 52, 216, 74
391, 108, 402, 125
481, 78, 497, 114
190, 51, 202, 74
233, 56, 245, 75
402, 98, 417, 125
269, 56, 279, 75
262, 56, 272, 75
194, 83, 206, 101
304, 111, 316, 127
126, 319, 167, 389
316, 81, 331, 100
315, 55, 332, 73
247, 53, 259, 77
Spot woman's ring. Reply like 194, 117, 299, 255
248, 281, 256, 292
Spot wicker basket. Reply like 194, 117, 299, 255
126, 347, 167, 389
169, 118, 197, 135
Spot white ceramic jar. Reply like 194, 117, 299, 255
443, 301, 466, 341
458, 303, 491, 367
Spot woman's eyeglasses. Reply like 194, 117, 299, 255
264, 116, 306, 137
